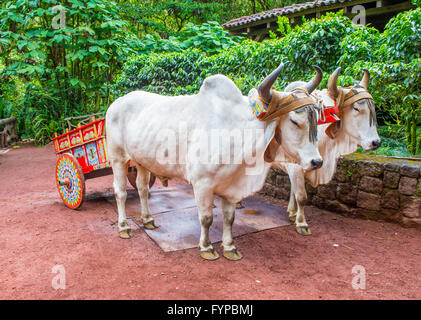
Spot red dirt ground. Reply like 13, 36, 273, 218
0, 144, 420, 300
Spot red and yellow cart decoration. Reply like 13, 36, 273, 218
52, 114, 155, 209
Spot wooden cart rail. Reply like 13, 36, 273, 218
64, 113, 104, 131
0, 116, 18, 148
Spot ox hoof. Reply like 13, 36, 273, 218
143, 220, 159, 230
223, 249, 243, 261
236, 202, 244, 209
296, 226, 312, 236
200, 249, 219, 261
119, 229, 132, 239
289, 214, 296, 223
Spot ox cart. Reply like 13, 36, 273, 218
52, 114, 155, 209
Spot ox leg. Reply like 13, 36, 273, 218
289, 171, 311, 236
112, 161, 132, 239
135, 164, 158, 230
285, 165, 311, 235
287, 190, 297, 223
221, 198, 242, 261
193, 184, 218, 260
294, 192, 311, 235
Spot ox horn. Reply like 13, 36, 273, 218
258, 62, 285, 104
328, 67, 341, 98
360, 68, 370, 89
304, 65, 323, 94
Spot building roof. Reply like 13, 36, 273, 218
222, 0, 349, 29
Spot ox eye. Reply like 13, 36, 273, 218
290, 119, 299, 127
353, 107, 360, 112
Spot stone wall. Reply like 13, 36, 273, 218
261, 153, 421, 228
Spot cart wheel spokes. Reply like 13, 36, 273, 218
56, 153, 85, 209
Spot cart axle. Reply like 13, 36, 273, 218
58, 177, 71, 187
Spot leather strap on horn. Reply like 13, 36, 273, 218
259, 88, 314, 121
328, 86, 373, 118
342, 87, 373, 107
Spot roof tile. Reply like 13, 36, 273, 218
222, 0, 352, 28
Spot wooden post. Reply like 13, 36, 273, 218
66, 128, 71, 148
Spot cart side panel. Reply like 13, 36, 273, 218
72, 146, 88, 169
69, 131, 82, 147
86, 142, 99, 166
96, 138, 107, 164
57, 136, 69, 151
97, 120, 104, 137
82, 125, 96, 142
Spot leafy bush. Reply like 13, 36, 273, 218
355, 9, 421, 155
115, 12, 374, 97
136, 22, 244, 56
357, 125, 421, 158
0, 0, 143, 143
115, 10, 421, 156
177, 21, 245, 55
379, 7, 421, 63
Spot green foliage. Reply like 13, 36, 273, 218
117, 0, 228, 36
379, 8, 421, 62
338, 26, 381, 66
284, 12, 355, 75
115, 9, 421, 156
357, 125, 421, 158
0, 0, 142, 143
114, 12, 370, 96
178, 22, 244, 55
357, 9, 420, 155
275, 16, 292, 37
136, 21, 244, 56
116, 0, 309, 37
0, 0, 419, 157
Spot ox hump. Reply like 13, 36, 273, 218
284, 81, 307, 92
199, 74, 244, 104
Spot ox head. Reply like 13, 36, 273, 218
326, 68, 381, 151
258, 64, 324, 171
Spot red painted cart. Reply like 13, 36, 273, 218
52, 114, 155, 209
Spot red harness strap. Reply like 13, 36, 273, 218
317, 90, 340, 125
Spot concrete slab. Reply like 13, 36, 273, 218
108, 184, 291, 252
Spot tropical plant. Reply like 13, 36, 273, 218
115, 10, 421, 155
136, 21, 244, 56
0, 0, 142, 142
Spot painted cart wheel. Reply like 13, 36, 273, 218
55, 153, 86, 209
127, 169, 156, 190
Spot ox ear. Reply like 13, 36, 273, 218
325, 121, 341, 139
264, 126, 281, 163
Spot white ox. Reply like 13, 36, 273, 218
275, 68, 381, 235
105, 63, 323, 261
